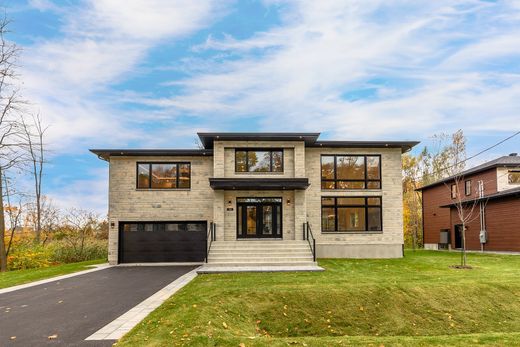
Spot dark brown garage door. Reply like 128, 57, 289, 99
119, 222, 207, 263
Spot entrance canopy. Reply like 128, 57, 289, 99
209, 178, 309, 190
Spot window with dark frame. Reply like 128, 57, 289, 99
451, 184, 457, 199
464, 180, 471, 196
235, 149, 283, 173
321, 155, 381, 189
509, 171, 520, 184
137, 162, 191, 189
321, 196, 382, 232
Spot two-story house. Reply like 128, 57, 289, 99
419, 153, 520, 252
91, 132, 418, 271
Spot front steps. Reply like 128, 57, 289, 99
197, 240, 324, 273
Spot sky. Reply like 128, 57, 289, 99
6, 0, 520, 214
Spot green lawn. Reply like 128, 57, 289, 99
118, 250, 520, 346
0, 259, 106, 289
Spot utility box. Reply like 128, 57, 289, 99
479, 229, 487, 244
439, 229, 450, 249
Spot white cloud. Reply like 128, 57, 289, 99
143, 0, 520, 139
20, 0, 226, 152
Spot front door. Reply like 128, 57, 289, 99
237, 198, 282, 238
454, 224, 464, 249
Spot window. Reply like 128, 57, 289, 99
508, 171, 520, 184
451, 184, 457, 199
137, 162, 191, 189
321, 196, 382, 232
464, 180, 471, 196
321, 155, 381, 189
235, 149, 283, 172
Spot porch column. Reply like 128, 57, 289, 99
213, 190, 225, 240
294, 190, 306, 240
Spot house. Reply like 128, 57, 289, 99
418, 153, 520, 252
91, 132, 418, 270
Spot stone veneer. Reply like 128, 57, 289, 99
106, 141, 405, 264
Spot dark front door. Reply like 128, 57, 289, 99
454, 224, 464, 249
237, 198, 282, 238
119, 221, 207, 263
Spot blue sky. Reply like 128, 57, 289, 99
7, 0, 520, 213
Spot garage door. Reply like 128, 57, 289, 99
119, 222, 207, 263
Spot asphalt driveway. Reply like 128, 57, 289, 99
0, 266, 197, 346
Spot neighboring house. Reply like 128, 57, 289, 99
91, 132, 418, 269
419, 153, 520, 252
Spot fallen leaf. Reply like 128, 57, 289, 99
284, 305, 288, 310
58, 300, 63, 304
192, 304, 197, 308
283, 312, 287, 317
222, 322, 228, 329
239, 343, 246, 347
48, 334, 58, 340
10, 336, 16, 340
359, 306, 364, 311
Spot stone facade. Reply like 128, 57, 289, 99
105, 140, 406, 264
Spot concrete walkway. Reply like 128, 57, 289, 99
0, 266, 196, 346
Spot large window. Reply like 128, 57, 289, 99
321, 197, 382, 232
464, 180, 471, 196
235, 149, 283, 173
137, 162, 190, 189
509, 171, 520, 184
321, 155, 381, 189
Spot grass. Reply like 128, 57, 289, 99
117, 250, 520, 346
0, 258, 106, 289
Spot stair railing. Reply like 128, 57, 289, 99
303, 222, 316, 262
206, 222, 216, 263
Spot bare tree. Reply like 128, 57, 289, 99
20, 113, 47, 243
0, 15, 27, 272
442, 130, 479, 267
59, 208, 99, 259
3, 172, 24, 258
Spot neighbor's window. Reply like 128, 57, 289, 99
321, 155, 381, 189
235, 149, 283, 173
508, 171, 520, 184
464, 180, 471, 196
321, 196, 382, 232
137, 162, 191, 189
451, 184, 457, 199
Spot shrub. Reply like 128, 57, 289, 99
51, 239, 107, 263
7, 242, 56, 271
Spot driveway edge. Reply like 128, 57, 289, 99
85, 266, 199, 341
0, 263, 111, 295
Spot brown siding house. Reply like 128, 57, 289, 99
419, 154, 520, 252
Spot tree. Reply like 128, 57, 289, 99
20, 112, 47, 243
0, 15, 27, 272
57, 208, 99, 259
442, 130, 479, 267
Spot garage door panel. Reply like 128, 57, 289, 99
120, 222, 207, 263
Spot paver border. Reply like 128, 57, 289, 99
0, 263, 111, 295
85, 266, 199, 341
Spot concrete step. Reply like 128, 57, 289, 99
208, 254, 313, 262
209, 251, 312, 256
204, 261, 318, 267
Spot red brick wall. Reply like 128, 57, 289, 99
422, 168, 498, 245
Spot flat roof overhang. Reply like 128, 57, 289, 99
197, 132, 320, 149
309, 141, 420, 153
209, 178, 310, 190
90, 149, 213, 161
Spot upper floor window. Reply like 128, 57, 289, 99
451, 184, 457, 199
235, 149, 283, 173
321, 155, 381, 189
321, 196, 382, 232
137, 162, 190, 189
464, 180, 471, 196
508, 171, 520, 184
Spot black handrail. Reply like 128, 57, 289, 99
206, 222, 215, 263
303, 222, 316, 262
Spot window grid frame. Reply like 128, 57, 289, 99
321, 154, 382, 190
234, 148, 284, 173
136, 162, 191, 190
321, 196, 383, 233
